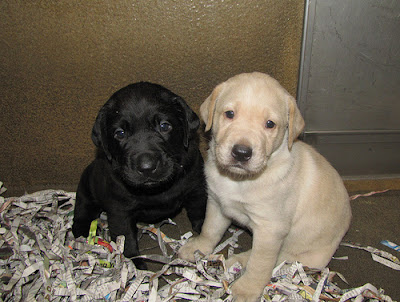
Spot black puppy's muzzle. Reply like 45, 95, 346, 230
120, 145, 176, 187
136, 152, 160, 177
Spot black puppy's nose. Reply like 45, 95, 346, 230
136, 153, 159, 176
231, 144, 252, 162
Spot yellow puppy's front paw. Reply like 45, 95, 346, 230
231, 274, 264, 302
178, 236, 214, 262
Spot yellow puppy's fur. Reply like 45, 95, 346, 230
179, 72, 351, 302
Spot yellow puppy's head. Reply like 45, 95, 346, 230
201, 72, 304, 176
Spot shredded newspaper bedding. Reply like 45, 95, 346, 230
0, 183, 396, 302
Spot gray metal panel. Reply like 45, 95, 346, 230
306, 132, 400, 177
298, 0, 400, 177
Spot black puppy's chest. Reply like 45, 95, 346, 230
132, 198, 184, 223
101, 177, 188, 219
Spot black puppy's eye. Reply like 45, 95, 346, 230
225, 111, 234, 119
266, 120, 276, 129
114, 128, 126, 140
159, 121, 172, 133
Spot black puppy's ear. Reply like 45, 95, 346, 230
91, 106, 112, 161
173, 97, 200, 148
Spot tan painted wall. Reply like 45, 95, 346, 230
0, 1, 304, 196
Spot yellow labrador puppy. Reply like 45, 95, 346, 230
179, 72, 351, 302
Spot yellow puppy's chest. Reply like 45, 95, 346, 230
209, 176, 270, 228
207, 164, 294, 230
220, 195, 252, 227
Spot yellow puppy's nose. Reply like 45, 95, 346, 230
231, 144, 252, 162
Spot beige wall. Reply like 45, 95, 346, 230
0, 1, 304, 196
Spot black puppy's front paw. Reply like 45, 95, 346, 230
72, 221, 90, 238
132, 258, 148, 270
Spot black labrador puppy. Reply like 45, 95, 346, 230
72, 82, 207, 269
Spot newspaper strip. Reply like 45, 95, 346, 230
349, 189, 389, 200
381, 240, 400, 252
213, 228, 244, 254
312, 267, 329, 302
341, 241, 400, 270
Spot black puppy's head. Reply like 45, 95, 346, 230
92, 82, 200, 188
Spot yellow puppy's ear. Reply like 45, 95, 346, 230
200, 83, 224, 132
288, 96, 305, 150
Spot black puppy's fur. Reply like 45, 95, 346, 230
72, 82, 207, 269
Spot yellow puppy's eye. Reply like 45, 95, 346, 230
225, 111, 234, 119
266, 120, 275, 129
